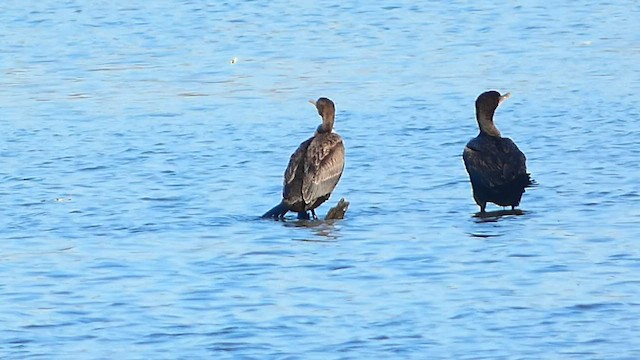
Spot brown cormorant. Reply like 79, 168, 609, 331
463, 91, 534, 213
262, 97, 345, 220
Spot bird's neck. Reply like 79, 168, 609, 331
477, 112, 501, 137
319, 114, 335, 133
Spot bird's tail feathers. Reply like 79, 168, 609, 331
523, 173, 537, 188
261, 201, 289, 219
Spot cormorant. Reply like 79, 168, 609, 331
262, 97, 345, 220
463, 91, 534, 213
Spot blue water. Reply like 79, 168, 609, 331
2, 1, 640, 359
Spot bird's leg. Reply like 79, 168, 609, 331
297, 211, 310, 220
479, 203, 486, 213
310, 209, 318, 220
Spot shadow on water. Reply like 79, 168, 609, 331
282, 218, 343, 228
472, 209, 528, 223
289, 221, 343, 242
291, 218, 345, 242
258, 215, 344, 241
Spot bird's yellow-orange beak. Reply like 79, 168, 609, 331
499, 92, 511, 105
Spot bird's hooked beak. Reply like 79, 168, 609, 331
499, 92, 511, 105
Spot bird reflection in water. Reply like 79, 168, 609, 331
286, 219, 344, 241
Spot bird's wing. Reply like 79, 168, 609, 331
283, 137, 314, 199
463, 137, 526, 189
302, 134, 345, 204
499, 137, 527, 181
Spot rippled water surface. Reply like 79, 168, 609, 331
2, 1, 640, 358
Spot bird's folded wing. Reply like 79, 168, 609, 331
283, 137, 314, 198
302, 136, 345, 203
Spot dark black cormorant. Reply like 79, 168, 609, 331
262, 97, 345, 220
463, 91, 534, 213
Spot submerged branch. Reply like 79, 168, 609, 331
324, 198, 349, 220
